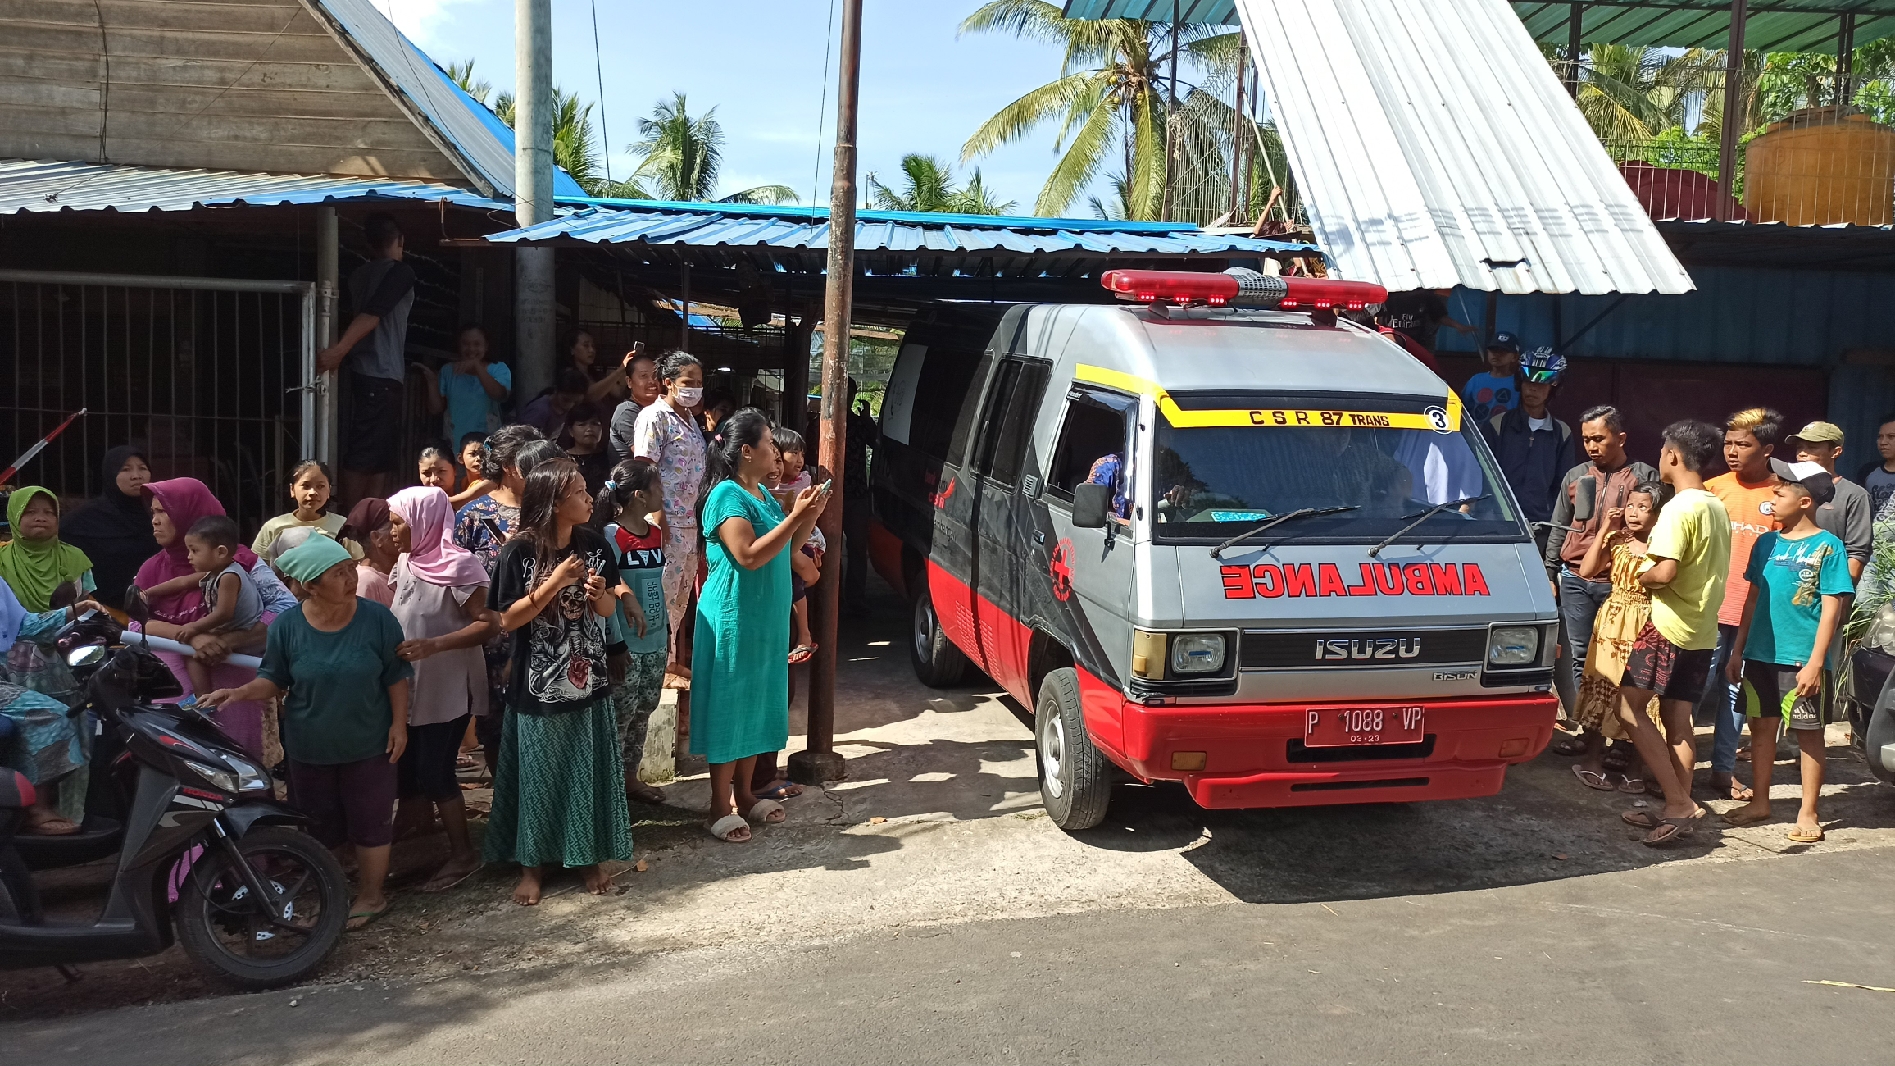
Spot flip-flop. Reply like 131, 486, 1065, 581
1572, 765, 1616, 791
707, 814, 750, 842
1624, 806, 1701, 830
787, 645, 816, 665
419, 862, 483, 894
1786, 825, 1825, 843
1642, 817, 1696, 847
1721, 807, 1773, 827
23, 814, 81, 836
746, 798, 786, 824
346, 903, 390, 930
757, 779, 803, 800
1548, 734, 1588, 757
1616, 775, 1647, 795
626, 782, 667, 805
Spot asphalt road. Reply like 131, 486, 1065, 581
10, 845, 1893, 1066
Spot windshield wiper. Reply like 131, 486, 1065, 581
1367, 495, 1489, 558
1209, 505, 1359, 559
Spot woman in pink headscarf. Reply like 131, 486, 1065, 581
131, 478, 288, 755
386, 486, 496, 892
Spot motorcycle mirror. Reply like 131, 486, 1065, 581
66, 644, 106, 669
125, 588, 151, 625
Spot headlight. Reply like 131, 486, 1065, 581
1487, 626, 1539, 667
191, 764, 241, 794
225, 755, 272, 793
1170, 633, 1227, 675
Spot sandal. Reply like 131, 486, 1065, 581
1616, 775, 1647, 795
22, 812, 81, 836
1786, 824, 1825, 843
787, 644, 816, 665
1642, 817, 1696, 847
757, 779, 803, 800
746, 799, 786, 824
1548, 733, 1587, 757
626, 781, 667, 805
1572, 765, 1616, 791
707, 814, 751, 842
1623, 806, 1700, 830
346, 902, 390, 930
1710, 772, 1753, 802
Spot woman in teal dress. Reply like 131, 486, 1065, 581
690, 408, 829, 843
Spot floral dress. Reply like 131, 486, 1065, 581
632, 398, 708, 649
1575, 532, 1662, 738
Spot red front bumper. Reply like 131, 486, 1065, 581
1078, 670, 1558, 810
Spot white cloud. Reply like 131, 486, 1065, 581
373, 0, 481, 46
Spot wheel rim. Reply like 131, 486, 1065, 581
1041, 712, 1066, 799
192, 844, 333, 967
913, 593, 937, 663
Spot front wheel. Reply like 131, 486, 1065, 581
1036, 668, 1111, 831
175, 825, 349, 990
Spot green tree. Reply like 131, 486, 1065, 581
450, 60, 607, 195
866, 153, 1017, 214
613, 92, 796, 204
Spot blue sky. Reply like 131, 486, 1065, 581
383, 0, 1096, 210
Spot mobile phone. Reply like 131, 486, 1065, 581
819, 479, 834, 493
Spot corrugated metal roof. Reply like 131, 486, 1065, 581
0, 159, 509, 215
309, 0, 586, 200
1067, 1, 1895, 50
474, 202, 1324, 277
1226, 0, 1694, 295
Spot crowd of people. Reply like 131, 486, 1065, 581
1447, 325, 1886, 848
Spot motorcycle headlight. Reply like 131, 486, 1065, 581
1170, 633, 1228, 675
1487, 626, 1539, 667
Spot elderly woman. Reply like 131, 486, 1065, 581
59, 446, 159, 610
0, 576, 105, 834
204, 536, 412, 930
130, 478, 291, 756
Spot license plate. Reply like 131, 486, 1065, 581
1304, 705, 1425, 747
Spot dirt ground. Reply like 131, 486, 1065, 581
6, 578, 1894, 1019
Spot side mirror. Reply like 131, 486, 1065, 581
66, 645, 106, 669
1071, 483, 1112, 529
125, 588, 151, 625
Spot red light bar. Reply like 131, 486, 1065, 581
1100, 269, 1388, 312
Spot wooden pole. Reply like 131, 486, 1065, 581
1837, 13, 1856, 106
1715, 0, 1748, 221
1566, 4, 1584, 99
790, 0, 861, 786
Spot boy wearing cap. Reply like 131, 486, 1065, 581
1722, 465, 1850, 842
1788, 420, 1872, 581
1461, 332, 1523, 423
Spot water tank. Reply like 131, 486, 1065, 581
1744, 106, 1895, 226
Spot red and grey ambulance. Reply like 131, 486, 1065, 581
870, 268, 1559, 830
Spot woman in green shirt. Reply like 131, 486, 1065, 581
204, 536, 412, 930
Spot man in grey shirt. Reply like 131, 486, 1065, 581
316, 213, 416, 507
609, 348, 662, 462
1780, 421, 1872, 582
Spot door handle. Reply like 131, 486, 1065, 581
1034, 530, 1045, 545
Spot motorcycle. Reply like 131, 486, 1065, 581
0, 603, 349, 989
1842, 604, 1895, 789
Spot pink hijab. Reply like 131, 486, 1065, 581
388, 486, 489, 588
134, 478, 258, 623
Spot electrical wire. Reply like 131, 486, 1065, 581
591, 0, 611, 185
809, 0, 839, 214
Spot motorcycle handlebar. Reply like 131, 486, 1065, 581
135, 633, 264, 671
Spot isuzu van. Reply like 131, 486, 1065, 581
870, 268, 1560, 831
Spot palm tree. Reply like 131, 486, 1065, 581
866, 154, 1017, 214
445, 59, 492, 106
616, 92, 796, 204
448, 60, 608, 194
958, 0, 1236, 219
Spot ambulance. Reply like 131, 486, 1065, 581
871, 268, 1559, 831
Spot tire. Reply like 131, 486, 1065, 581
175, 825, 350, 991
1035, 667, 1111, 831
910, 570, 969, 688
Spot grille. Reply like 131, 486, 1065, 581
1241, 628, 1488, 670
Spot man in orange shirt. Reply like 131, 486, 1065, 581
1703, 407, 1783, 801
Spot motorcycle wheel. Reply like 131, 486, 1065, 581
175, 825, 349, 990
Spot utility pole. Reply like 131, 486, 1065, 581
1715, 0, 1748, 221
514, 0, 557, 401
790, 0, 861, 787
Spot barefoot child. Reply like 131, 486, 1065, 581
1572, 483, 1665, 793
1723, 465, 1852, 841
143, 515, 265, 695
597, 458, 670, 806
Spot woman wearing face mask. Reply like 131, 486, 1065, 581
631, 352, 708, 672
59, 445, 160, 610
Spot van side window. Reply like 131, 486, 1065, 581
979, 360, 1050, 489
1048, 388, 1135, 504
913, 349, 986, 462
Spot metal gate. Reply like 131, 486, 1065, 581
0, 270, 316, 535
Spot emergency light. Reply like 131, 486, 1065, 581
1100, 268, 1388, 312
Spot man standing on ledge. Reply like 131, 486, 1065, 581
317, 213, 415, 508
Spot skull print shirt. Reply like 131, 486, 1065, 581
489, 526, 622, 714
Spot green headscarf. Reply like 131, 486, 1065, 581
0, 486, 93, 613
275, 534, 352, 585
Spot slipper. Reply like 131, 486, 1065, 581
787, 644, 816, 665
1786, 825, 1825, 843
456, 753, 478, 769
1602, 746, 1633, 773
419, 862, 483, 894
1548, 733, 1588, 757
1572, 765, 1616, 791
1616, 775, 1647, 795
1642, 817, 1696, 847
746, 799, 787, 824
1721, 807, 1773, 828
707, 813, 750, 842
757, 779, 803, 800
1624, 806, 1700, 830
626, 782, 667, 805
22, 814, 81, 836
346, 903, 390, 930
1709, 773, 1754, 802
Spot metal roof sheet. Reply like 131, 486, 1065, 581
309, 0, 586, 200
475, 202, 1324, 276
0, 159, 509, 215
1068, 1, 1895, 49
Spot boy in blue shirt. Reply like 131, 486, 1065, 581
1724, 465, 1853, 841
1460, 332, 1522, 423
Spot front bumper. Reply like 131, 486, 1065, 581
1078, 670, 1557, 809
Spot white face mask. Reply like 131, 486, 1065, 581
674, 386, 703, 407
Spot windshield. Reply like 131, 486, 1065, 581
1147, 392, 1525, 545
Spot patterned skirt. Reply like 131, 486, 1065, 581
1575, 589, 1662, 738
483, 698, 633, 869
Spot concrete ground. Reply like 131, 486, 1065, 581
5, 576, 1895, 1061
